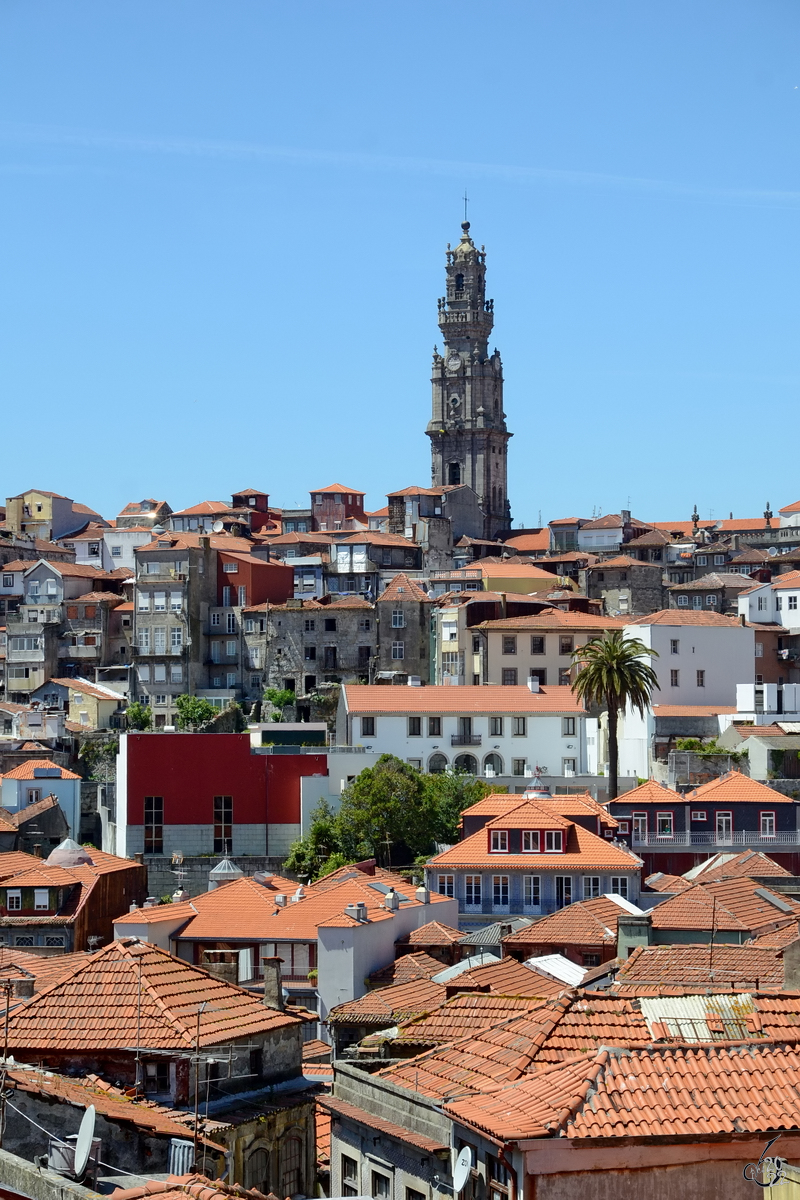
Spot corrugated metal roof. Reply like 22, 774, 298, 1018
639, 992, 756, 1040
524, 954, 585, 987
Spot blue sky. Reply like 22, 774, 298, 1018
1, 2, 798, 526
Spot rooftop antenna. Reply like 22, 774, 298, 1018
463, 190, 469, 223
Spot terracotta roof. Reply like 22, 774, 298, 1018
0, 851, 47, 880
503, 896, 625, 949
50, 677, 125, 701
717, 518, 773, 530
108, 1173, 279, 1200
668, 572, 753, 592
450, 561, 557, 579
387, 991, 550, 1047
386, 486, 443, 498
115, 898, 200, 926
6, 793, 62, 828
686, 769, 794, 804
6, 1068, 223, 1147
651, 520, 716, 534
395, 920, 463, 948
614, 943, 783, 991
693, 850, 794, 881
6, 937, 302, 1053
114, 875, 297, 932
628, 609, 741, 626
1, 759, 80, 780
268, 532, 332, 545
771, 570, 800, 590
315, 1101, 331, 1164
644, 871, 693, 892
368, 951, 446, 988
477, 610, 626, 631
650, 878, 800, 936
443, 1042, 800, 1141
117, 499, 165, 516
327, 977, 447, 1026
377, 573, 431, 603
335, 530, 416, 548
611, 779, 683, 806
169, 500, 236, 517
312, 483, 365, 495
503, 531, 551, 553
750, 922, 800, 950
429, 820, 641, 872
485, 802, 572, 831
549, 517, 586, 526
0, 810, 18, 834
737, 724, 788, 737
780, 500, 800, 515
589, 555, 661, 570
344, 684, 586, 715
454, 956, 568, 998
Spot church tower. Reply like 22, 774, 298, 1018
427, 221, 511, 538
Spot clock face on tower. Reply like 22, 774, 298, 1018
446, 354, 461, 373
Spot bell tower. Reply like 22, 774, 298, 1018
426, 221, 511, 538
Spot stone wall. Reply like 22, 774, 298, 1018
142, 854, 294, 899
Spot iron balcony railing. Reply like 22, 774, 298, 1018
451, 734, 482, 746
632, 830, 799, 847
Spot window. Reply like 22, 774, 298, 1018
359, 617, 371, 631
154, 695, 167, 706
562, 758, 577, 775
214, 795, 233, 854
530, 635, 545, 655
153, 590, 166, 611
222, 586, 231, 607
757, 596, 766, 611
226, 671, 237, 688
610, 877, 629, 899
670, 639, 679, 654
2, 574, 12, 587
361, 716, 375, 737
691, 810, 707, 821
340, 1156, 359, 1198
392, 641, 405, 659
512, 716, 526, 736
790, 596, 798, 611
304, 619, 316, 632
226, 613, 236, 634
522, 830, 539, 852
392, 609, 405, 628
465, 875, 482, 906
557, 667, 570, 686
371, 1172, 390, 1200
714, 554, 725, 566
562, 717, 576, 737
670, 669, 680, 687
238, 585, 247, 606
211, 612, 220, 627
512, 758, 527, 776
484, 717, 502, 737
656, 811, 674, 838
677, 595, 689, 606
502, 635, 517, 655
223, 562, 237, 574
14, 936, 33, 947
760, 811, 776, 838
144, 796, 163, 853
428, 716, 441, 736
6, 890, 21, 911
696, 669, 705, 687
492, 875, 509, 907
407, 1190, 425, 1200
501, 668, 518, 685
110, 544, 122, 558
706, 594, 717, 607
583, 876, 601, 900
697, 555, 708, 567
26, 788, 41, 805
171, 628, 182, 652
632, 812, 647, 841
437, 875, 454, 898
324, 618, 337, 632
559, 635, 574, 655
524, 875, 540, 907
408, 716, 422, 737
170, 592, 182, 611
44, 935, 64, 948
304, 646, 317, 661
545, 830, 563, 852
171, 665, 183, 683
555, 876, 572, 906
490, 830, 508, 852
756, 642, 764, 658
692, 595, 703, 609
153, 626, 166, 654
618, 820, 630, 833
154, 663, 167, 682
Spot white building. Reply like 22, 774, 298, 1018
336, 683, 589, 781
624, 610, 754, 707
0, 759, 82, 838
738, 570, 800, 633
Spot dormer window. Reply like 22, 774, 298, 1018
490, 830, 508, 853
522, 831, 539, 853
544, 830, 563, 852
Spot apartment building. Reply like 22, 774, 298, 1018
374, 574, 433, 682
472, 609, 626, 687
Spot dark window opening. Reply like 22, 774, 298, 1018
448, 462, 461, 486
213, 795, 233, 854
144, 796, 163, 854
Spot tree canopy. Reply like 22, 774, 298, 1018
174, 694, 218, 731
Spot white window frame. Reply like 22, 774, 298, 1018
492, 875, 509, 908
656, 811, 674, 838
490, 830, 508, 853
544, 830, 563, 852
6, 890, 21, 911
523, 875, 540, 907
465, 875, 482, 908
582, 876, 601, 900
610, 876, 629, 899
437, 874, 454, 898
760, 811, 776, 838
522, 830, 539, 853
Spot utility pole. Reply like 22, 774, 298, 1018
193, 1001, 208, 1165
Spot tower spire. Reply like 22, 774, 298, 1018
426, 223, 512, 538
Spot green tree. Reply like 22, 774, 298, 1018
126, 701, 152, 731
571, 629, 659, 800
263, 688, 296, 719
336, 755, 436, 865
423, 770, 505, 844
283, 800, 344, 880
174, 694, 218, 731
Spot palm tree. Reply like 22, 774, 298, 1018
570, 629, 659, 799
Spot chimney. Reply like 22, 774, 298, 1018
143, 896, 158, 908
261, 955, 284, 1010
415, 885, 430, 905
13, 977, 34, 999
384, 888, 399, 911
133, 852, 144, 865
740, 613, 746, 627
32, 844, 42, 859
527, 677, 540, 693
621, 510, 631, 525
274, 894, 287, 907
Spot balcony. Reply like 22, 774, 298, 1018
58, 644, 100, 659
451, 734, 482, 746
632, 830, 800, 848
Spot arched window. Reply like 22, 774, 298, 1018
483, 753, 504, 777
245, 1149, 270, 1193
454, 753, 478, 775
428, 752, 448, 774
448, 462, 461, 486
281, 1136, 302, 1198
455, 273, 464, 291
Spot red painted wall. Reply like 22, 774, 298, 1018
216, 553, 294, 606
266, 754, 328, 824
126, 735, 327, 828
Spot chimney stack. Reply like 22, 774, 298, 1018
527, 677, 540, 693
261, 956, 284, 1010
13, 977, 34, 999
32, 844, 42, 859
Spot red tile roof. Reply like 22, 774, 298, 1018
344, 684, 586, 715
590, 554, 661, 570
650, 877, 800, 936
386, 486, 443, 498
327, 977, 447, 1026
613, 943, 783, 991
477, 610, 626, 630
750, 922, 800, 950
503, 531, 551, 553
771, 570, 800, 590
693, 850, 793, 881
312, 484, 365, 495
429, 820, 641, 872
628, 609, 741, 626
368, 951, 446, 988
377, 573, 431, 603
651, 704, 739, 716
1, 759, 81, 780
387, 991, 551, 1048
686, 769, 794, 804
612, 779, 683, 805
454, 956, 568, 998
503, 896, 625, 949
6, 938, 302, 1053
645, 871, 693, 892
395, 920, 463, 947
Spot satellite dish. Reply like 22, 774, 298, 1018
453, 1146, 473, 1192
212, 520, 225, 533
769, 547, 778, 557
73, 1105, 96, 1177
